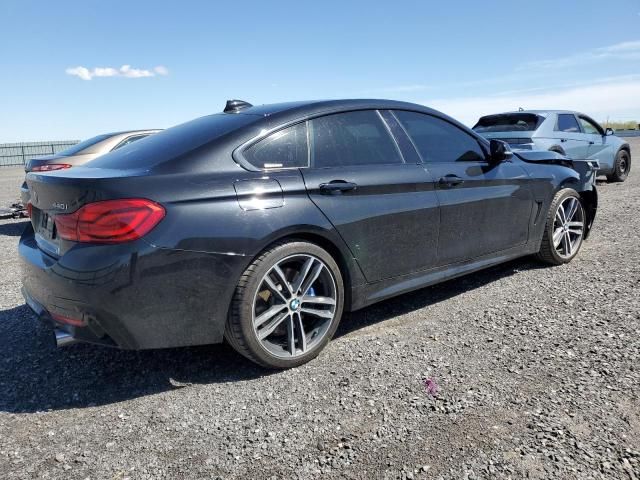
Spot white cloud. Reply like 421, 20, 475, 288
426, 78, 640, 126
65, 64, 169, 80
519, 40, 640, 70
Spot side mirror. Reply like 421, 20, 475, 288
489, 139, 513, 163
605, 127, 614, 136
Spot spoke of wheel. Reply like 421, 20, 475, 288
264, 275, 288, 303
558, 203, 567, 223
286, 314, 296, 356
291, 257, 315, 294
301, 295, 336, 306
565, 198, 578, 222
301, 262, 324, 296
553, 227, 564, 248
563, 232, 572, 256
555, 210, 563, 226
568, 228, 583, 236
272, 265, 293, 296
254, 303, 287, 328
294, 312, 307, 353
257, 311, 290, 340
301, 307, 334, 319
566, 221, 583, 228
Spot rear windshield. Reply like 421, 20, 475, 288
86, 114, 257, 170
57, 134, 112, 156
473, 113, 543, 133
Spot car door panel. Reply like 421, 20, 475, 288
426, 161, 533, 265
301, 110, 440, 283
554, 114, 589, 158
302, 164, 439, 282
391, 110, 534, 267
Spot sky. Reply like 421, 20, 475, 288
1, 0, 640, 142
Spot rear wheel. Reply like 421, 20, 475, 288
225, 241, 344, 369
536, 189, 586, 265
607, 149, 630, 182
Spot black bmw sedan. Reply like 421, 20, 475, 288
20, 99, 598, 368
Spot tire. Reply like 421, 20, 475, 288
536, 188, 586, 265
225, 240, 344, 369
606, 149, 631, 182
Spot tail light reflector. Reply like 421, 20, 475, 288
54, 199, 165, 244
31, 164, 72, 172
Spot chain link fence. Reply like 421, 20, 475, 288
0, 141, 79, 167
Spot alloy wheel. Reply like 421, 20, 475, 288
252, 254, 337, 358
552, 196, 584, 259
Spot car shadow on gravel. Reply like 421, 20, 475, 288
0, 220, 29, 237
0, 257, 544, 414
335, 257, 545, 338
0, 304, 269, 413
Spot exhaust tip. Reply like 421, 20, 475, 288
55, 329, 77, 347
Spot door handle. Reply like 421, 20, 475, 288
319, 180, 358, 194
589, 141, 595, 145
438, 175, 464, 187
561, 138, 568, 142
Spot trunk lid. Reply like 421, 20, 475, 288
26, 167, 147, 257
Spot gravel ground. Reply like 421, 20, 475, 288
1, 141, 639, 480
0, 167, 25, 207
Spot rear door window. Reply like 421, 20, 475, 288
309, 110, 403, 168
394, 111, 486, 163
244, 122, 308, 169
556, 114, 581, 133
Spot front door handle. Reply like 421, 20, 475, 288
561, 138, 568, 142
319, 180, 358, 194
438, 175, 464, 187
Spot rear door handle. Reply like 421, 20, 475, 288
319, 180, 358, 194
438, 175, 464, 187
561, 138, 568, 142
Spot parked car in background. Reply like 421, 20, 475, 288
20, 99, 598, 369
473, 110, 631, 182
21, 129, 161, 204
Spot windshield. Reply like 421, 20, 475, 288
56, 134, 113, 156
473, 113, 543, 133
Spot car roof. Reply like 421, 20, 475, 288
483, 110, 584, 117
232, 99, 445, 119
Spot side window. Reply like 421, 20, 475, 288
556, 114, 580, 133
112, 134, 148, 151
578, 117, 601, 135
310, 110, 403, 168
393, 111, 486, 163
244, 122, 308, 169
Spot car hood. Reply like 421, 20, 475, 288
516, 150, 600, 191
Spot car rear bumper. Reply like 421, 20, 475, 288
19, 223, 248, 349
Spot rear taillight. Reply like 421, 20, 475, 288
26, 202, 33, 218
54, 199, 165, 244
31, 164, 72, 172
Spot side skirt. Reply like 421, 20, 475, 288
350, 244, 536, 311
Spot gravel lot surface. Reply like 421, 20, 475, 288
1, 141, 639, 479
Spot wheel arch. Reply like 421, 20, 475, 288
251, 228, 364, 312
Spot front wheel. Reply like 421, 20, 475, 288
225, 241, 344, 369
607, 149, 631, 182
536, 189, 586, 265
